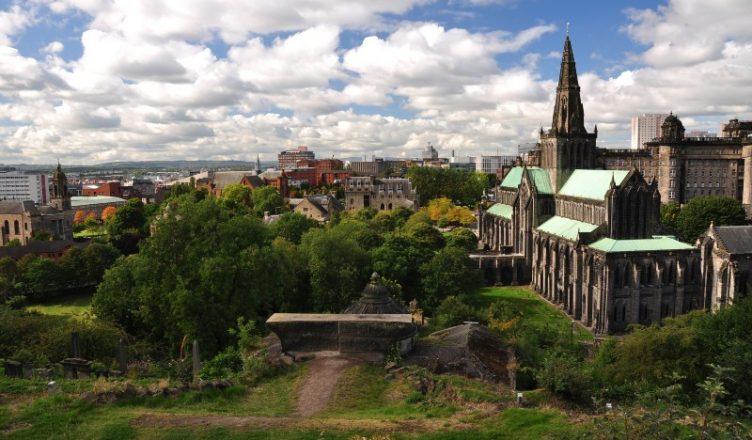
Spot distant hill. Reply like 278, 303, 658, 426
4, 160, 264, 172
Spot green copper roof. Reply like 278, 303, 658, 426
499, 167, 553, 195
500, 167, 524, 188
486, 203, 513, 220
536, 215, 598, 241
558, 169, 630, 201
589, 236, 695, 253
71, 196, 127, 207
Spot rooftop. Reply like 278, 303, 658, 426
558, 169, 630, 201
711, 225, 752, 254
536, 215, 598, 241
71, 196, 127, 207
486, 203, 513, 220
589, 236, 694, 253
499, 167, 553, 194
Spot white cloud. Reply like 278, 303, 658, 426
0, 5, 32, 46
42, 41, 64, 53
0, 0, 750, 163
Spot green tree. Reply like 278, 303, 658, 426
220, 183, 253, 213
372, 234, 432, 302
80, 242, 121, 285
94, 196, 281, 356
675, 196, 746, 242
252, 186, 284, 217
269, 212, 319, 244
445, 227, 478, 252
300, 226, 371, 312
660, 201, 681, 230
406, 167, 490, 207
419, 246, 482, 309
0, 257, 18, 300
107, 198, 148, 254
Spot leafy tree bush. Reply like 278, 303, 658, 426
94, 196, 293, 356
372, 234, 432, 303
300, 225, 371, 312
100, 206, 117, 221
536, 349, 593, 404
419, 246, 482, 309
445, 228, 478, 251
251, 186, 284, 217
269, 212, 318, 244
406, 167, 490, 207
675, 196, 746, 242
431, 296, 481, 329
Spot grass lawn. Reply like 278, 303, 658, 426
464, 286, 593, 342
25, 292, 93, 319
74, 227, 106, 238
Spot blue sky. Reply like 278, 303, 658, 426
0, 0, 750, 164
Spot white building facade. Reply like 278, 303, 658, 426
474, 155, 516, 174
631, 113, 668, 149
0, 170, 48, 204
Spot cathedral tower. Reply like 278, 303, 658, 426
539, 33, 598, 192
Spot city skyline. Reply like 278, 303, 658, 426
0, 0, 750, 164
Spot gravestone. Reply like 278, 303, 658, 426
4, 360, 22, 378
192, 340, 200, 382
71, 332, 81, 358
117, 338, 128, 373
60, 332, 92, 379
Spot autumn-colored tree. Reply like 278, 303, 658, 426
425, 197, 453, 221
101, 206, 117, 221
73, 210, 86, 224
86, 211, 97, 221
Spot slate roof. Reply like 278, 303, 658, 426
213, 171, 255, 190
486, 203, 513, 220
712, 225, 752, 254
0, 200, 38, 215
558, 169, 630, 201
0, 240, 87, 260
306, 194, 342, 214
537, 215, 598, 241
589, 236, 694, 253
499, 167, 553, 194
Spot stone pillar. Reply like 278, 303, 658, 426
511, 258, 518, 285
71, 332, 81, 358
573, 252, 583, 320
117, 339, 128, 373
192, 340, 201, 383
630, 265, 641, 324
742, 147, 752, 205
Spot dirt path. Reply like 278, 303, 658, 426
295, 356, 361, 417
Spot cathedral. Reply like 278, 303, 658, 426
478, 35, 703, 334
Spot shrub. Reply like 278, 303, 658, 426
431, 296, 481, 329
200, 348, 243, 379
536, 349, 593, 405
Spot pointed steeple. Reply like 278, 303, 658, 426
256, 153, 261, 171
551, 34, 586, 135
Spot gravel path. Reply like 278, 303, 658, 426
295, 356, 361, 417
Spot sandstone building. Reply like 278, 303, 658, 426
478, 35, 702, 335
344, 176, 418, 212
600, 116, 752, 206
700, 224, 752, 311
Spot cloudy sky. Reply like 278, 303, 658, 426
0, 0, 750, 164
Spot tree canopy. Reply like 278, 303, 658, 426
406, 167, 490, 207
674, 196, 747, 241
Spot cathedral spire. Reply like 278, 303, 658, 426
551, 34, 586, 135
